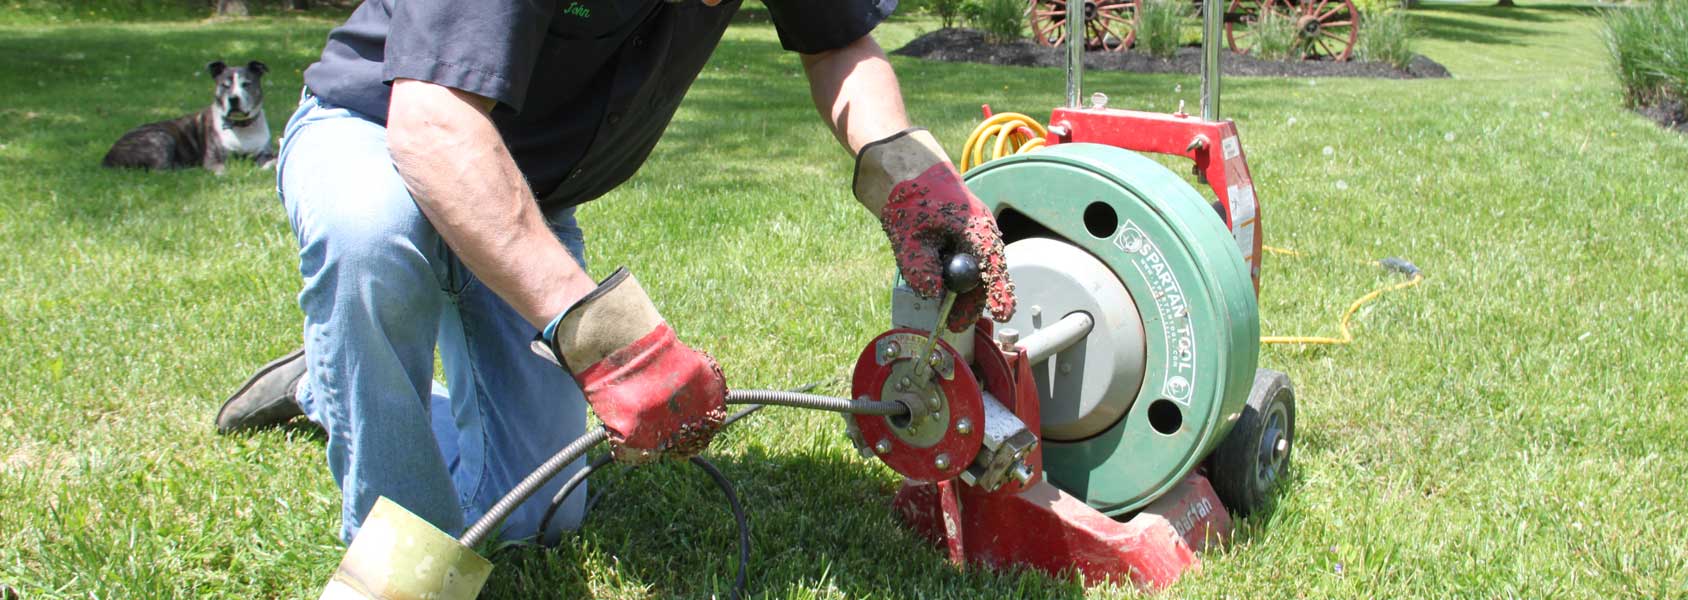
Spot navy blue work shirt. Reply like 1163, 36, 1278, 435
301, 0, 896, 211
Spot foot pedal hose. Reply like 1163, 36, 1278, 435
1260, 247, 1425, 346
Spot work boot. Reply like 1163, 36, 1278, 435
216, 348, 307, 433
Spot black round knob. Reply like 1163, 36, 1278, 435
943, 253, 982, 294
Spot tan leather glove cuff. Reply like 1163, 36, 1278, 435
851, 127, 952, 216
549, 268, 664, 373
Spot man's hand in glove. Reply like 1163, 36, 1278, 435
539, 268, 726, 463
853, 128, 1016, 331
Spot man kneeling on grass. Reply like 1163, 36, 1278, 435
215, 0, 1017, 545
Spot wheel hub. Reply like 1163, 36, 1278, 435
1297, 15, 1320, 37
1254, 400, 1290, 489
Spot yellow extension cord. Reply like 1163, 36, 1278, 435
1257, 246, 1425, 346
959, 114, 1425, 347
960, 112, 1049, 173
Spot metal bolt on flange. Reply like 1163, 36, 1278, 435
934, 454, 951, 470
880, 342, 900, 362
956, 418, 973, 435
996, 328, 1020, 352
874, 439, 893, 455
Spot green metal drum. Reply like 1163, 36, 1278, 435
964, 143, 1259, 516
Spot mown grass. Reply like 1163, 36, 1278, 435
2, 1, 1686, 598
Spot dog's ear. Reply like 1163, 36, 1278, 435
247, 60, 269, 77
207, 61, 228, 77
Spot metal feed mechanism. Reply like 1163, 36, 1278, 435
842, 2, 1293, 589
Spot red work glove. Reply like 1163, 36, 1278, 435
854, 128, 1016, 332
540, 268, 726, 463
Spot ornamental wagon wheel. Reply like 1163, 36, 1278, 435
1222, 0, 1275, 55
1225, 0, 1360, 61
1029, 0, 1140, 52
1283, 0, 1359, 61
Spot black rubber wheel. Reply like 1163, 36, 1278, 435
1210, 368, 1295, 517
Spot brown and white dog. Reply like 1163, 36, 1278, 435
102, 60, 276, 174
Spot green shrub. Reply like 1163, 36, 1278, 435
1601, 0, 1688, 109
1353, 0, 1396, 16
1136, 0, 1190, 59
1358, 9, 1415, 69
1248, 9, 1300, 61
965, 0, 1026, 43
931, 0, 968, 29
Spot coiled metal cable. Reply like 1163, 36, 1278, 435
460, 427, 608, 548
723, 389, 906, 416
465, 388, 896, 549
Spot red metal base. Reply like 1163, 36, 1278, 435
892, 472, 1233, 590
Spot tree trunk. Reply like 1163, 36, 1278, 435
216, 0, 249, 17
292, 0, 310, 10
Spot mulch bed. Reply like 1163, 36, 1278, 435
1634, 98, 1687, 134
893, 28, 1451, 80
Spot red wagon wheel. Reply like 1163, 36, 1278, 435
1029, 0, 1140, 52
1223, 0, 1276, 55
1283, 0, 1360, 61
1225, 0, 1359, 61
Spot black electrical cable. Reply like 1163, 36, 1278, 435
470, 384, 873, 595
536, 403, 770, 540
536, 452, 614, 540
721, 404, 764, 429
460, 427, 608, 549
689, 456, 750, 600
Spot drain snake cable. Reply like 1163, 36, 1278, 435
958, 114, 1426, 346
459, 386, 903, 599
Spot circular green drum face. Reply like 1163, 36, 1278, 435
964, 143, 1259, 516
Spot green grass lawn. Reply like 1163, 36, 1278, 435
3, 2, 1686, 598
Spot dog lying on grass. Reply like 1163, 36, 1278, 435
102, 60, 276, 174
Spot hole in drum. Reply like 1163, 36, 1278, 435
1083, 201, 1119, 239
1148, 399, 1182, 435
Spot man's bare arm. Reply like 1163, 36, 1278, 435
387, 78, 597, 328
802, 33, 1019, 329
800, 34, 911, 154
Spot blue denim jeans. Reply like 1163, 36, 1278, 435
276, 92, 588, 545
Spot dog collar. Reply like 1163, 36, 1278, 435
224, 114, 259, 128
